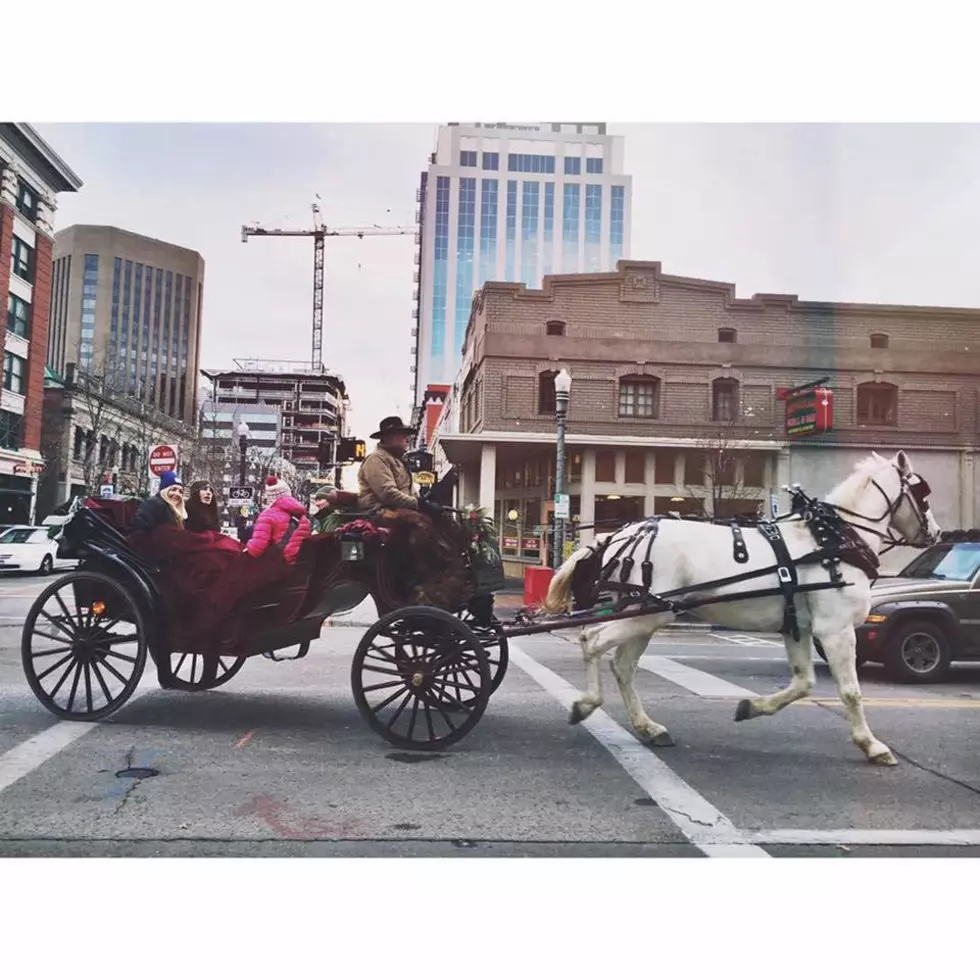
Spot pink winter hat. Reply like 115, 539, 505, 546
263, 475, 292, 503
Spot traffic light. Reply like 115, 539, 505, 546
336, 438, 366, 463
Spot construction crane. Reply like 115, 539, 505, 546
241, 202, 414, 370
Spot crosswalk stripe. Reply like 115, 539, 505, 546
640, 655, 758, 698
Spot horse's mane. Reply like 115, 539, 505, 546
823, 454, 885, 509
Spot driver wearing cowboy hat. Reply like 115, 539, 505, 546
357, 416, 421, 513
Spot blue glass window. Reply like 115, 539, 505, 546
141, 266, 153, 400
10, 237, 33, 282
586, 157, 604, 174
460, 150, 477, 167
454, 177, 477, 353
162, 272, 173, 414
507, 154, 555, 174
564, 156, 581, 175
505, 181, 517, 281
110, 258, 122, 376
81, 255, 98, 371
479, 178, 498, 287
585, 184, 602, 272
152, 269, 163, 404
610, 185, 625, 265
181, 278, 192, 419
543, 183, 555, 281
430, 176, 450, 359
562, 184, 580, 272
520, 181, 539, 286
482, 152, 499, 171
172, 274, 183, 417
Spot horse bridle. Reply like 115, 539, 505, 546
827, 465, 933, 553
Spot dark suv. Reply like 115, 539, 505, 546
848, 531, 980, 683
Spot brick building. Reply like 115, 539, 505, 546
0, 125, 81, 525
432, 260, 980, 574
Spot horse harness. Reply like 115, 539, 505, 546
578, 468, 929, 642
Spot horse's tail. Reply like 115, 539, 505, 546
541, 546, 594, 614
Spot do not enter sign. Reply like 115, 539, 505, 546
148, 444, 178, 477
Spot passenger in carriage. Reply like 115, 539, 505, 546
185, 480, 221, 533
132, 471, 188, 530
357, 416, 441, 518
309, 485, 337, 534
245, 475, 311, 563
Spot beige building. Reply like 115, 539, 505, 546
432, 260, 980, 575
48, 225, 205, 426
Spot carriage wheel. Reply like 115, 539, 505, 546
166, 653, 247, 692
456, 609, 509, 701
21, 571, 147, 722
351, 606, 491, 751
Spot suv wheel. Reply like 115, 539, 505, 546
884, 619, 951, 684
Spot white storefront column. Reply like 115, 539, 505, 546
961, 450, 976, 529
773, 447, 791, 515
579, 448, 596, 547
479, 443, 496, 515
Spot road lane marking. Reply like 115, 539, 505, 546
749, 829, 980, 846
796, 697, 980, 709
0, 679, 156, 796
508, 642, 769, 858
640, 656, 758, 698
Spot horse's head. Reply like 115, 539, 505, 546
865, 450, 941, 548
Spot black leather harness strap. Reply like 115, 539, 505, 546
730, 522, 749, 564
757, 520, 801, 641
640, 519, 661, 589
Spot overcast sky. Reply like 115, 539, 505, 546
35, 123, 980, 441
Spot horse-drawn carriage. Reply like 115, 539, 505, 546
20, 483, 510, 751
20, 449, 939, 766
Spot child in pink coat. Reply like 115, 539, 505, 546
245, 476, 312, 563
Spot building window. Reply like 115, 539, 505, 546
505, 181, 518, 281
479, 178, 498, 286
595, 451, 616, 483
73, 427, 85, 460
7, 294, 30, 338
624, 449, 646, 483
507, 154, 555, 174
15, 180, 39, 224
870, 333, 889, 349
81, 254, 99, 371
610, 185, 625, 264
431, 176, 451, 359
0, 410, 22, 450
856, 382, 898, 425
586, 157, 603, 174
654, 451, 677, 484
718, 327, 737, 343
482, 152, 499, 171
3, 351, 26, 395
520, 180, 539, 286
460, 150, 478, 167
546, 320, 566, 336
562, 184, 580, 271
10, 237, 33, 283
542, 182, 555, 279
454, 177, 476, 352
619, 376, 660, 418
712, 378, 739, 422
584, 185, 602, 272
564, 157, 582, 175
743, 453, 766, 487
537, 370, 558, 415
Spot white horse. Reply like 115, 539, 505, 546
542, 450, 940, 766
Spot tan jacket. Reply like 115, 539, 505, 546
357, 447, 418, 511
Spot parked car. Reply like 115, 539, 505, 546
816, 531, 980, 683
0, 525, 78, 575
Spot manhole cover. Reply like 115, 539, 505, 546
115, 767, 159, 780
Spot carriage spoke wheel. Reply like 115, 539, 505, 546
167, 653, 247, 692
454, 609, 509, 703
352, 606, 491, 751
22, 571, 147, 722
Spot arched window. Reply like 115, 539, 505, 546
711, 378, 739, 422
870, 333, 889, 349
537, 370, 558, 415
718, 327, 738, 344
546, 320, 566, 337
856, 382, 898, 425
618, 374, 660, 418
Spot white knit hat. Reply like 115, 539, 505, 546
263, 475, 291, 503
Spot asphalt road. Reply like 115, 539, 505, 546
2, 574, 980, 858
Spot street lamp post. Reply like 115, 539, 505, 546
553, 368, 572, 570
237, 422, 250, 486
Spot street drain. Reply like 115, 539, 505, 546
115, 767, 159, 780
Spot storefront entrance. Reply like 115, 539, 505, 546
0, 474, 33, 527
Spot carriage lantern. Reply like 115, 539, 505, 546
340, 537, 365, 562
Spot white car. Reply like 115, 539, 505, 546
0, 525, 77, 575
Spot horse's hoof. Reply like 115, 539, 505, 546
870, 749, 898, 767
568, 703, 589, 726
650, 730, 674, 748
734, 699, 753, 723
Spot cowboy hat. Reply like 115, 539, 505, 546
370, 416, 416, 440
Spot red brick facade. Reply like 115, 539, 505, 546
23, 234, 53, 451
0, 204, 12, 366
458, 262, 980, 449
